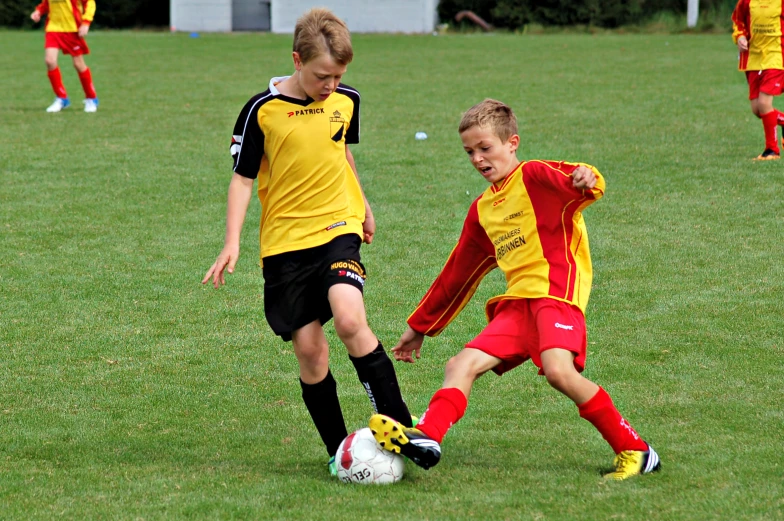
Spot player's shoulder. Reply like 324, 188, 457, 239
522, 159, 580, 175
335, 83, 361, 102
240, 89, 275, 111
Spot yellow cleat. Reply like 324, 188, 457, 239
754, 149, 780, 161
603, 444, 661, 481
369, 414, 441, 470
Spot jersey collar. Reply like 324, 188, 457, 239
268, 76, 316, 106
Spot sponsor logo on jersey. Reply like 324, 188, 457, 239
494, 227, 526, 260
493, 197, 506, 207
504, 211, 524, 221
287, 108, 325, 118
554, 322, 574, 330
326, 221, 347, 231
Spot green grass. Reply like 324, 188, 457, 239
1, 30, 783, 520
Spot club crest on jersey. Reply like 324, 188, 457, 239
330, 110, 346, 142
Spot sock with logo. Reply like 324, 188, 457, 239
300, 369, 347, 456
350, 343, 413, 428
577, 387, 648, 453
47, 68, 68, 98
78, 67, 97, 99
775, 109, 784, 127
761, 110, 780, 154
415, 387, 468, 443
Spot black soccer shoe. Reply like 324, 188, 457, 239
369, 414, 442, 470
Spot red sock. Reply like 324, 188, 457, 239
761, 111, 780, 153
416, 388, 467, 443
47, 68, 67, 99
577, 387, 648, 454
774, 109, 784, 127
78, 67, 97, 99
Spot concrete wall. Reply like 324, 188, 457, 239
271, 0, 438, 34
170, 0, 438, 33
170, 0, 231, 32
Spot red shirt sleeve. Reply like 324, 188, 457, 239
407, 198, 497, 336
523, 160, 605, 205
35, 0, 49, 15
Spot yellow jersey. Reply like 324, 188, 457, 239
231, 77, 365, 261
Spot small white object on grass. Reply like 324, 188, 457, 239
415, 132, 428, 140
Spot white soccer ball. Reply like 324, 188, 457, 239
335, 427, 404, 484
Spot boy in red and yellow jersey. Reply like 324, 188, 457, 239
732, 0, 784, 159
31, 0, 99, 113
369, 99, 661, 481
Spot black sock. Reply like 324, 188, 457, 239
350, 343, 413, 428
300, 369, 348, 457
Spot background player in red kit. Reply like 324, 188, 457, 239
30, 0, 99, 113
369, 99, 661, 481
732, 0, 784, 160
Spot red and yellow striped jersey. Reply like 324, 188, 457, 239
732, 0, 784, 71
35, 0, 95, 33
408, 160, 605, 336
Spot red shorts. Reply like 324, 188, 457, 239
745, 69, 784, 99
45, 32, 90, 56
465, 298, 587, 376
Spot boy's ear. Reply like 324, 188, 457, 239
508, 134, 520, 152
292, 51, 303, 71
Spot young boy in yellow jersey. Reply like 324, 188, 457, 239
732, 0, 784, 159
203, 8, 413, 477
369, 99, 661, 481
30, 0, 99, 113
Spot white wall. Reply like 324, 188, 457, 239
170, 0, 232, 32
271, 0, 438, 34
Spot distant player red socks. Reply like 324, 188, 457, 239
577, 387, 648, 454
78, 67, 97, 99
416, 387, 467, 443
47, 68, 67, 99
775, 110, 784, 127
761, 110, 780, 153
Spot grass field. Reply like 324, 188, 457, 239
1, 30, 783, 520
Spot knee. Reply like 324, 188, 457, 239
333, 313, 364, 342
444, 355, 477, 380
296, 340, 329, 369
44, 57, 57, 70
543, 364, 573, 392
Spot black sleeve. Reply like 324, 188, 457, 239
230, 91, 270, 179
338, 84, 361, 145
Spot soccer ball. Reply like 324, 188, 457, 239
335, 427, 404, 484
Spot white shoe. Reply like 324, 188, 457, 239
46, 97, 70, 112
83, 98, 98, 113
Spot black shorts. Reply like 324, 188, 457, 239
262, 234, 366, 342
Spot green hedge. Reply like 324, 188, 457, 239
439, 0, 737, 29
0, 0, 168, 28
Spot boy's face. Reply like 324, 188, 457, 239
293, 52, 347, 101
460, 125, 520, 184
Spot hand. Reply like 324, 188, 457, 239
738, 36, 749, 52
391, 327, 425, 363
362, 211, 375, 244
201, 244, 240, 289
78, 23, 89, 37
572, 165, 597, 190
30, 10, 41, 22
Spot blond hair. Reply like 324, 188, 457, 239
293, 8, 353, 65
458, 99, 518, 142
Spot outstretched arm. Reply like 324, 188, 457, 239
202, 173, 254, 288
406, 199, 497, 337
